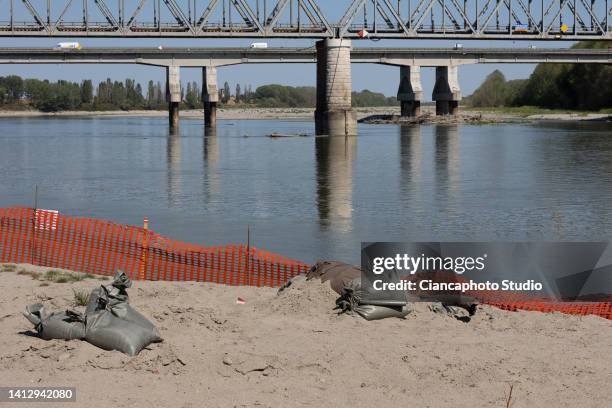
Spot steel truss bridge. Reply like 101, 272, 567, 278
0, 0, 610, 40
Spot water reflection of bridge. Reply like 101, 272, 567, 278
434, 125, 460, 199
315, 135, 356, 232
165, 125, 466, 230
167, 130, 359, 231
202, 127, 220, 203
399, 125, 460, 214
166, 127, 220, 205
166, 132, 182, 205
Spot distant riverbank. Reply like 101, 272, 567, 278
0, 106, 610, 122
0, 107, 399, 121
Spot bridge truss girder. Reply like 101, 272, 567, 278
0, 0, 609, 39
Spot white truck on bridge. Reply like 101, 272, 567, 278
54, 42, 82, 50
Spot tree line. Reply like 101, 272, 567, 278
0, 75, 398, 112
0, 76, 167, 112
465, 41, 611, 111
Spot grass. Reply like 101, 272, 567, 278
1, 264, 17, 272
17, 269, 41, 280
2, 264, 105, 283
72, 289, 90, 306
43, 270, 89, 283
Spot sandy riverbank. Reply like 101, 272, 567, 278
0, 107, 392, 121
1, 263, 610, 408
0, 107, 609, 122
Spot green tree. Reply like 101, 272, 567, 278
135, 83, 144, 107
3, 75, 24, 102
235, 84, 241, 103
253, 84, 316, 107
468, 40, 612, 110
223, 81, 231, 103
123, 79, 144, 109
0, 84, 7, 104
464, 70, 514, 107
95, 78, 112, 108
147, 80, 156, 106
24, 79, 53, 111
352, 89, 398, 107
80, 79, 93, 105
54, 80, 81, 111
156, 81, 164, 107
185, 81, 201, 109
110, 81, 126, 109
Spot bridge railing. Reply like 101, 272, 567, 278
0, 0, 609, 39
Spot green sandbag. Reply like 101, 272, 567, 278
40, 311, 86, 340
335, 277, 412, 320
23, 270, 161, 356
23, 303, 86, 340
85, 309, 161, 356
85, 270, 162, 355
313, 261, 478, 321
354, 304, 412, 321
85, 269, 131, 316
86, 286, 159, 335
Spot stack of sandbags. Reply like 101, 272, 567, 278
306, 261, 479, 321
306, 261, 412, 321
23, 270, 162, 356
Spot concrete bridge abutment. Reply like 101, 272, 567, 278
397, 65, 423, 117
165, 66, 181, 130
315, 39, 356, 136
432, 66, 461, 116
202, 66, 219, 128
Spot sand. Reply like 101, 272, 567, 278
0, 264, 610, 408
1, 107, 609, 122
0, 107, 397, 121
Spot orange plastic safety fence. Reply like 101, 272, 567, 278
0, 207, 309, 287
411, 270, 612, 320
486, 300, 612, 319
1, 207, 610, 320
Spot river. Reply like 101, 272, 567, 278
0, 116, 610, 263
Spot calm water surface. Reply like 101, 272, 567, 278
1, 117, 610, 263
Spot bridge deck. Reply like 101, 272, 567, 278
0, 47, 609, 66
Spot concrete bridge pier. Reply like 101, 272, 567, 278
432, 66, 461, 116
166, 66, 181, 130
315, 39, 356, 136
397, 66, 423, 117
202, 66, 219, 128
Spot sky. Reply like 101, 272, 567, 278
0, 1, 579, 100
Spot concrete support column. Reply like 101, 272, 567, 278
432, 65, 461, 116
315, 39, 356, 135
166, 65, 181, 130
397, 65, 423, 117
202, 66, 219, 128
